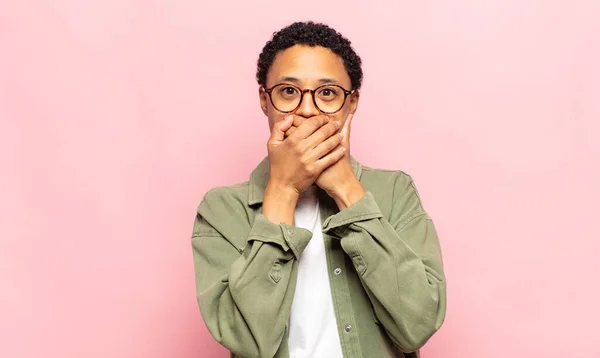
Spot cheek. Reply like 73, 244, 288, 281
265, 96, 283, 118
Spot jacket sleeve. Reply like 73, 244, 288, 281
322, 173, 446, 353
191, 189, 312, 358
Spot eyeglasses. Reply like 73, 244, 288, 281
264, 83, 353, 114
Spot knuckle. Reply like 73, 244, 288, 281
324, 139, 335, 151
320, 125, 333, 137
308, 117, 321, 127
324, 123, 337, 135
286, 143, 298, 154
314, 131, 325, 143
285, 136, 296, 145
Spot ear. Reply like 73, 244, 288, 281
349, 90, 360, 114
259, 87, 269, 116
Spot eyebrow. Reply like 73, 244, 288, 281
317, 78, 341, 85
275, 76, 342, 86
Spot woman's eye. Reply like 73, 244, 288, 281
318, 87, 339, 99
283, 87, 297, 95
319, 87, 339, 97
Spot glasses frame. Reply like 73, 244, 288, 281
264, 83, 354, 114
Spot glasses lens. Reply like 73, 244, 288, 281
270, 84, 301, 112
315, 85, 346, 113
269, 84, 348, 113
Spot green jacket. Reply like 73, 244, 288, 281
191, 157, 446, 358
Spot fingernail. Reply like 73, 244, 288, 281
342, 147, 347, 153
335, 121, 341, 128
285, 115, 293, 121
338, 132, 344, 138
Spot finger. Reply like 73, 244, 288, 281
289, 114, 324, 129
291, 115, 304, 128
270, 115, 294, 142
285, 126, 297, 138
305, 120, 341, 149
316, 145, 346, 171
311, 130, 343, 159
290, 115, 330, 139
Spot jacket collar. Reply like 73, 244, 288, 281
248, 156, 363, 205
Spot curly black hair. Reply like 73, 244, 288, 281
256, 21, 363, 90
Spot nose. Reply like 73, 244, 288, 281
294, 90, 320, 118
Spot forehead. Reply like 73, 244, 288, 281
266, 45, 351, 87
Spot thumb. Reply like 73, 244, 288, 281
340, 112, 354, 145
271, 115, 294, 142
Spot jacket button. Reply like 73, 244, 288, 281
344, 324, 352, 332
334, 268, 342, 275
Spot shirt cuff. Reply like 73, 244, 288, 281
322, 192, 383, 237
248, 214, 312, 259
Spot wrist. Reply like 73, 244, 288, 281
331, 178, 366, 210
265, 180, 300, 201
262, 180, 299, 225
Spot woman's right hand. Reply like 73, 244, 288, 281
267, 114, 346, 194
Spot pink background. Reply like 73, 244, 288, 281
1, 0, 599, 357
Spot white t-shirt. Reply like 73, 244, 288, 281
288, 186, 343, 358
